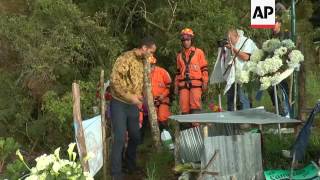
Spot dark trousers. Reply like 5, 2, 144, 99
110, 99, 141, 176
259, 81, 290, 116
226, 83, 250, 111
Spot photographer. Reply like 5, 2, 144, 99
211, 28, 257, 111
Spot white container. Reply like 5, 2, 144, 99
161, 130, 174, 150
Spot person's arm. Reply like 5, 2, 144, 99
231, 47, 250, 61
174, 55, 180, 94
232, 39, 257, 61
160, 69, 172, 98
198, 50, 209, 89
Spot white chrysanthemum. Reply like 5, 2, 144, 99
271, 73, 281, 85
260, 76, 272, 90
38, 172, 47, 180
236, 70, 250, 84
274, 47, 288, 57
243, 61, 257, 72
30, 167, 37, 174
52, 161, 62, 173
256, 56, 283, 76
266, 56, 283, 73
59, 159, 73, 167
256, 61, 267, 76
281, 39, 295, 50
288, 50, 304, 68
250, 49, 264, 62
35, 154, 56, 171
262, 39, 281, 53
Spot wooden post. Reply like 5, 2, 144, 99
100, 70, 108, 179
143, 59, 161, 149
273, 85, 281, 137
289, 74, 294, 108
72, 83, 89, 172
174, 121, 180, 166
233, 83, 237, 111
296, 36, 306, 121
203, 125, 208, 138
218, 84, 222, 111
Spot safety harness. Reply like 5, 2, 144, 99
178, 48, 208, 90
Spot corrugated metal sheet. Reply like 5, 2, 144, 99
201, 133, 263, 180
170, 108, 301, 124
178, 127, 204, 163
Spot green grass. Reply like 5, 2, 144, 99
263, 132, 320, 170
306, 71, 320, 107
137, 129, 175, 180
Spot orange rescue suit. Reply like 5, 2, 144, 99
150, 66, 172, 122
175, 46, 208, 113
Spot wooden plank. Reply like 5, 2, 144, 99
143, 58, 161, 149
100, 70, 108, 179
72, 82, 89, 172
174, 120, 181, 166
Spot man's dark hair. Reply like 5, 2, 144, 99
140, 37, 156, 48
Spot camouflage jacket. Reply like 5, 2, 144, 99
110, 49, 145, 104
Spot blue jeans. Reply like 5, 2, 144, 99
255, 81, 290, 117
226, 83, 250, 111
110, 99, 141, 176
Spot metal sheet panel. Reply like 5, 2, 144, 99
201, 133, 263, 180
170, 109, 301, 124
178, 127, 204, 163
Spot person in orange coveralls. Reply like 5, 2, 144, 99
174, 28, 209, 130
149, 55, 172, 132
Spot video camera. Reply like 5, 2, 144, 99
217, 38, 229, 47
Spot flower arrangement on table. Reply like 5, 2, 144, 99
236, 38, 304, 90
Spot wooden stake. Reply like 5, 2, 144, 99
203, 125, 208, 138
273, 85, 281, 137
100, 70, 108, 179
218, 84, 222, 110
233, 83, 237, 111
72, 83, 89, 172
143, 60, 161, 149
289, 74, 293, 107
174, 121, 180, 166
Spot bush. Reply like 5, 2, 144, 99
0, 137, 19, 173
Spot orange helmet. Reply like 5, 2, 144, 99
148, 55, 157, 64
180, 28, 194, 40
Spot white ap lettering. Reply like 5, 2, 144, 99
253, 6, 274, 19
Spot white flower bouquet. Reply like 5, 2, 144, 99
16, 143, 93, 180
241, 39, 304, 90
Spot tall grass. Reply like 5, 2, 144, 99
306, 71, 320, 107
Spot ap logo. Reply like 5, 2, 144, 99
251, 0, 275, 29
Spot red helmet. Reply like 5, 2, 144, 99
180, 28, 194, 40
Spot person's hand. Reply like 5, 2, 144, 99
225, 39, 234, 50
225, 43, 232, 49
131, 94, 143, 105
202, 84, 208, 92
158, 95, 164, 101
